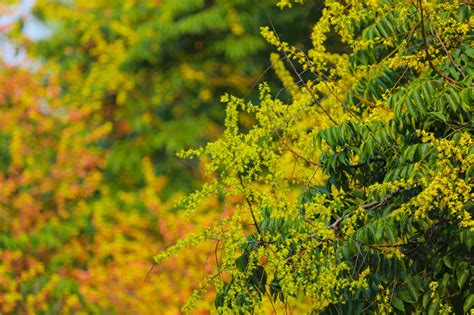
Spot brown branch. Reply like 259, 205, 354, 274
281, 140, 321, 167
265, 14, 338, 125
418, 0, 457, 84
357, 240, 416, 249
361, 188, 400, 210
431, 22, 466, 79
144, 262, 156, 282
304, 188, 401, 237
215, 239, 220, 269
239, 176, 265, 241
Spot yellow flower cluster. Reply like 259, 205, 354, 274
270, 53, 298, 97
386, 132, 473, 230
276, 0, 304, 9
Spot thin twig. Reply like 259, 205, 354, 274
265, 13, 338, 125
281, 140, 321, 167
239, 176, 265, 240
215, 240, 221, 269
418, 0, 457, 84
144, 262, 156, 282
361, 188, 400, 210
431, 22, 466, 79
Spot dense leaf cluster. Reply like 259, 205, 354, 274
158, 0, 474, 313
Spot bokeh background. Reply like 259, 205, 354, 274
0, 0, 322, 313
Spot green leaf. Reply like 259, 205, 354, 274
405, 97, 417, 117
445, 92, 458, 113
433, 259, 443, 276
406, 279, 420, 301
422, 293, 431, 309
395, 99, 403, 117
412, 89, 426, 115
392, 296, 405, 312
464, 294, 474, 313
384, 223, 397, 244
466, 165, 474, 179
429, 111, 446, 122
428, 299, 440, 315
456, 261, 469, 289
375, 221, 384, 242
421, 82, 433, 105
465, 47, 474, 58
377, 22, 389, 38
449, 67, 460, 81
457, 269, 469, 289
398, 288, 415, 304
466, 231, 474, 250
443, 256, 453, 269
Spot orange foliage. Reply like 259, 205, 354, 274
0, 64, 223, 313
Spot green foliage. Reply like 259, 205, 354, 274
157, 0, 474, 313
1, 0, 322, 312
32, 0, 315, 195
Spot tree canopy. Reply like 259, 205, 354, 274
1, 0, 315, 313
0, 0, 472, 314
156, 0, 474, 313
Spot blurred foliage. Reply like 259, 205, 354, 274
0, 0, 321, 313
0, 61, 226, 313
30, 0, 318, 195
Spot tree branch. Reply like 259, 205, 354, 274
418, 0, 457, 84
239, 176, 265, 241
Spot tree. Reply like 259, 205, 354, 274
157, 0, 473, 313
31, 0, 315, 194
0, 62, 108, 313
0, 0, 323, 313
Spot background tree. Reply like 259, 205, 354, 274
0, 62, 108, 313
0, 0, 327, 313
31, 0, 318, 194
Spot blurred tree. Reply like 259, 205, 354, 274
31, 0, 317, 195
0, 63, 108, 313
0, 63, 223, 313
0, 0, 329, 313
